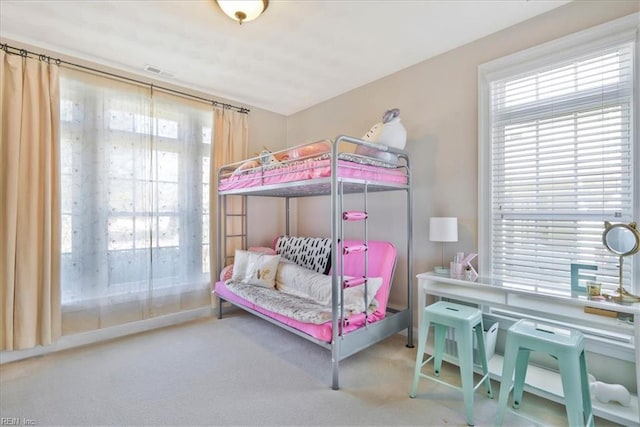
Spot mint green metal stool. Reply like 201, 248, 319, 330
410, 301, 493, 426
496, 319, 594, 427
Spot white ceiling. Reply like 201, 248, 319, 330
0, 0, 570, 115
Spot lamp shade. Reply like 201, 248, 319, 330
217, 0, 269, 24
429, 217, 458, 242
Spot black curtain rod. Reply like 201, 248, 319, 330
0, 43, 250, 114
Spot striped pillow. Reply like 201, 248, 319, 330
275, 236, 332, 275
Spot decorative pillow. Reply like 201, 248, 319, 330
231, 250, 251, 282
285, 141, 331, 160
243, 252, 281, 288
275, 236, 332, 274
276, 261, 381, 313
228, 247, 278, 282
220, 264, 234, 281
276, 261, 332, 302
343, 277, 382, 313
248, 246, 277, 255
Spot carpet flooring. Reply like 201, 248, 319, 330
1, 312, 617, 426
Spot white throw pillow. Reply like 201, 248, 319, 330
243, 252, 281, 288
277, 261, 333, 303
276, 261, 382, 312
231, 250, 251, 282
343, 277, 382, 313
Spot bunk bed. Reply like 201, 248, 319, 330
214, 135, 413, 390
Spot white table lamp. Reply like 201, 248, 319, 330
430, 217, 458, 274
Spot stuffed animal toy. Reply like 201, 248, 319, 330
588, 374, 631, 406
232, 147, 280, 176
362, 122, 384, 142
356, 108, 407, 161
259, 150, 279, 165
377, 108, 406, 149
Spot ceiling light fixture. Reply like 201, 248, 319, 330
216, 0, 269, 25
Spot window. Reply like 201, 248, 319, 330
478, 15, 638, 294
60, 70, 212, 305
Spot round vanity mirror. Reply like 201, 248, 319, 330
602, 221, 640, 303
603, 222, 640, 255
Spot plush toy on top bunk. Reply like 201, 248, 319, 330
231, 148, 281, 176
231, 140, 333, 176
355, 108, 407, 162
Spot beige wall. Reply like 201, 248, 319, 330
285, 0, 640, 308
245, 100, 288, 247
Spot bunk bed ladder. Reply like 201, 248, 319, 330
222, 195, 248, 263
217, 194, 247, 318
340, 183, 370, 331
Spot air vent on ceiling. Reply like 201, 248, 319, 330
144, 64, 175, 78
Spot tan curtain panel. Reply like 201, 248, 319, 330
0, 50, 61, 350
210, 108, 248, 290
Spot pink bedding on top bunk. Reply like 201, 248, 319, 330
214, 240, 397, 343
219, 157, 407, 192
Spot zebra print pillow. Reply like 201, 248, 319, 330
275, 236, 332, 275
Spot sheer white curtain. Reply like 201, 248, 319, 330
59, 69, 212, 332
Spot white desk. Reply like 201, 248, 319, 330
417, 272, 640, 426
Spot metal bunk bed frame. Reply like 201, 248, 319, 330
216, 134, 413, 390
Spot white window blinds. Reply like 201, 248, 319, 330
486, 35, 636, 292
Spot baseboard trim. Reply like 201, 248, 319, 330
0, 306, 214, 364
